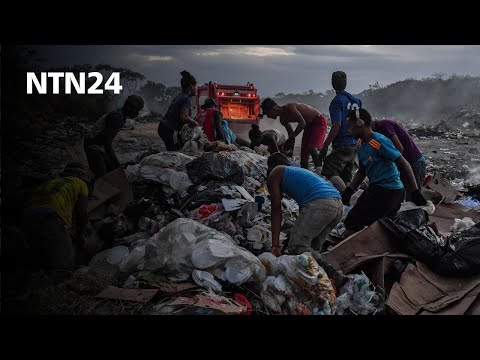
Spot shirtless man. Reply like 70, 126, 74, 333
260, 98, 327, 171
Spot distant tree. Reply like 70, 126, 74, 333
94, 64, 146, 94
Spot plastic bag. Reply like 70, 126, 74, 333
336, 272, 383, 315
450, 217, 476, 234
192, 270, 223, 293
186, 153, 245, 186
379, 209, 447, 264
119, 245, 146, 274
263, 253, 336, 315
381, 210, 480, 276
144, 218, 265, 285
439, 223, 480, 275
225, 151, 268, 179
221, 120, 237, 144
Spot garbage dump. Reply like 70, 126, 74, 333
8, 114, 480, 316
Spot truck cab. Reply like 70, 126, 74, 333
196, 82, 261, 124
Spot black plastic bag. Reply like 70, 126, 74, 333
439, 223, 480, 275
186, 153, 245, 186
380, 209, 446, 264
380, 209, 480, 276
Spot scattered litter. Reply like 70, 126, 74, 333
450, 217, 476, 234
221, 198, 247, 212
455, 197, 480, 209
192, 270, 223, 293
398, 200, 436, 215
336, 272, 384, 315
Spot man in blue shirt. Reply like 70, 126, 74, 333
267, 153, 347, 286
320, 71, 362, 191
342, 108, 427, 238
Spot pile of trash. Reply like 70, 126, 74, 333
13, 118, 480, 316
407, 109, 480, 139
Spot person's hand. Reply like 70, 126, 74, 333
342, 187, 354, 206
412, 189, 427, 206
319, 144, 329, 163
272, 245, 282, 257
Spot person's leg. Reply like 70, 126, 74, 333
105, 152, 119, 173
85, 146, 107, 178
288, 199, 335, 255
158, 122, 177, 151
344, 186, 405, 235
321, 147, 344, 181
311, 198, 343, 251
308, 116, 327, 168
300, 129, 311, 169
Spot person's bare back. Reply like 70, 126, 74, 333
279, 103, 321, 126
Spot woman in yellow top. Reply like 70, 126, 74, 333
23, 163, 93, 272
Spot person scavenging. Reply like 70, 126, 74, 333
249, 123, 290, 156
266, 152, 348, 287
341, 107, 427, 239
158, 70, 199, 151
85, 95, 144, 178
260, 98, 327, 172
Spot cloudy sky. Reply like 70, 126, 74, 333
30, 45, 480, 97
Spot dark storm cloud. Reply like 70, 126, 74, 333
29, 45, 480, 97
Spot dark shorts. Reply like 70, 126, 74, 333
321, 144, 357, 183
344, 185, 405, 232
301, 115, 327, 158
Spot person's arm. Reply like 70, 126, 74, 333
179, 105, 198, 126
281, 119, 294, 137
267, 167, 283, 256
389, 134, 404, 154
350, 163, 366, 191
342, 163, 365, 205
281, 121, 296, 152
380, 136, 426, 205
324, 98, 343, 147
323, 121, 341, 148
285, 103, 306, 139
213, 111, 226, 142
395, 156, 418, 191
